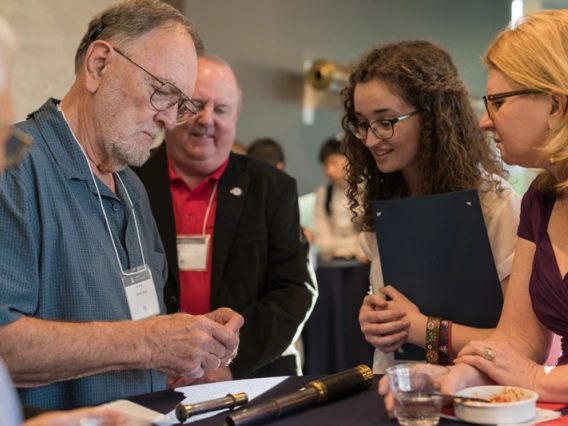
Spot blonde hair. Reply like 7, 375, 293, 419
484, 10, 568, 194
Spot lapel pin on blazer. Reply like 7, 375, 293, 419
230, 187, 243, 197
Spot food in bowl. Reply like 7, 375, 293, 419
488, 387, 530, 403
453, 386, 538, 425
460, 386, 532, 405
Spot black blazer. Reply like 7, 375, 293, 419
134, 146, 317, 378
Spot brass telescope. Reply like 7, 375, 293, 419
176, 393, 248, 422
225, 365, 373, 426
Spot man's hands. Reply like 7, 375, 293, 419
0, 309, 243, 387
141, 308, 243, 379
204, 308, 242, 366
167, 365, 234, 388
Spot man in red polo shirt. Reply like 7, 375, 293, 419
136, 56, 317, 385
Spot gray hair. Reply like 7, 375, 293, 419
0, 16, 16, 90
74, 0, 203, 74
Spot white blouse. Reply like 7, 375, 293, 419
314, 183, 363, 259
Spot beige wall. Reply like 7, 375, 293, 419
0, 0, 121, 122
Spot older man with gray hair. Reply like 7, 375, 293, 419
0, 0, 243, 411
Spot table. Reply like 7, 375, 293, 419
128, 375, 486, 426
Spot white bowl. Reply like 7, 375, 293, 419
453, 386, 538, 425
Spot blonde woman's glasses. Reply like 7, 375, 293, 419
483, 90, 540, 119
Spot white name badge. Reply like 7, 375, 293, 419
122, 265, 161, 321
177, 235, 210, 271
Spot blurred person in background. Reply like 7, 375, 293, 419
247, 137, 285, 170
313, 136, 365, 262
302, 136, 373, 375
230, 139, 247, 155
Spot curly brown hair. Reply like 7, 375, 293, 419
341, 40, 507, 231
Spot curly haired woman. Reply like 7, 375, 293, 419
348, 40, 522, 373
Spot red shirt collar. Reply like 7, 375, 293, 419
167, 156, 230, 190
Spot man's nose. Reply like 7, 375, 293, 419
195, 106, 214, 126
156, 105, 179, 131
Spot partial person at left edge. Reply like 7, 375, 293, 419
0, 14, 129, 426
0, 0, 243, 411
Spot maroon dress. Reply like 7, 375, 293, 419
518, 182, 567, 365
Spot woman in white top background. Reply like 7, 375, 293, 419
313, 137, 366, 262
302, 137, 373, 375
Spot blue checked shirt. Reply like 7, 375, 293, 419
0, 99, 168, 409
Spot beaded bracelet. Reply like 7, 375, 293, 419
438, 320, 453, 365
426, 316, 442, 364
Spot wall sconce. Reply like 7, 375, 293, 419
304, 60, 349, 92
302, 59, 349, 125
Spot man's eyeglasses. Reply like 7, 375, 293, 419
348, 111, 420, 140
112, 47, 197, 126
483, 90, 540, 119
3, 126, 33, 169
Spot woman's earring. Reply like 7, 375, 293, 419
550, 157, 556, 166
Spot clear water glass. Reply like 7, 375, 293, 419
386, 363, 449, 426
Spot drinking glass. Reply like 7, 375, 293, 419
385, 363, 449, 426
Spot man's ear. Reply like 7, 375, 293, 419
82, 40, 115, 94
549, 92, 568, 129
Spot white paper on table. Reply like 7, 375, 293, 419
166, 376, 288, 424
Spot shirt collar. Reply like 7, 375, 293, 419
30, 98, 91, 182
30, 98, 138, 202
167, 156, 229, 191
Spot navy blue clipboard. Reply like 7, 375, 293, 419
372, 190, 504, 360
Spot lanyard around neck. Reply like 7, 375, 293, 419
57, 103, 146, 275
202, 181, 218, 235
